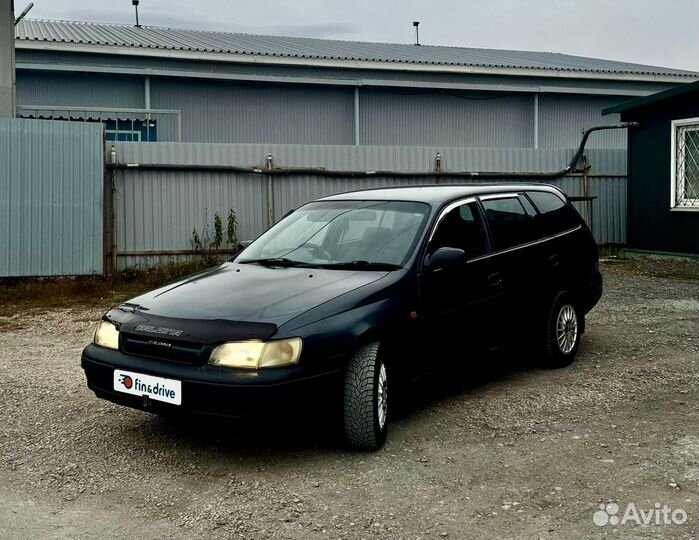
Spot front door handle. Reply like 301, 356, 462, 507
487, 272, 503, 287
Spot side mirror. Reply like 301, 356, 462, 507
425, 247, 466, 271
238, 240, 252, 251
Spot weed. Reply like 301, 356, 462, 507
227, 209, 238, 246
191, 208, 239, 266
0, 259, 219, 314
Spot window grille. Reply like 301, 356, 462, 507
672, 119, 699, 209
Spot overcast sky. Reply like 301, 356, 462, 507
22, 0, 699, 71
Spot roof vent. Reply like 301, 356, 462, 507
413, 21, 420, 46
132, 0, 141, 28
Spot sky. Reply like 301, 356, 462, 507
20, 0, 699, 71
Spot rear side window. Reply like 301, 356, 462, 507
481, 196, 538, 250
526, 191, 581, 237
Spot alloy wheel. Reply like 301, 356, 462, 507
377, 363, 388, 430
556, 304, 578, 354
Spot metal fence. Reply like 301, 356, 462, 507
111, 142, 627, 270
0, 118, 104, 277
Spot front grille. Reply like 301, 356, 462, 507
121, 333, 205, 365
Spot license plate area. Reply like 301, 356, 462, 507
113, 369, 182, 406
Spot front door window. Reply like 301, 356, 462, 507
429, 201, 488, 259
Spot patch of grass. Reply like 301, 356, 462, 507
601, 252, 699, 281
0, 258, 226, 314
597, 244, 624, 258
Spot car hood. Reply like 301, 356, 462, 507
124, 262, 390, 327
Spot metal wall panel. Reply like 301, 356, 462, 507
115, 168, 266, 269
16, 67, 635, 149
112, 142, 627, 269
150, 78, 355, 145
0, 118, 103, 276
360, 89, 534, 147
538, 94, 627, 149
588, 175, 627, 245
16, 71, 144, 109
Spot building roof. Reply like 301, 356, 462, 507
16, 19, 699, 81
603, 80, 699, 115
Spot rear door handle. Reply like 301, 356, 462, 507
487, 272, 502, 287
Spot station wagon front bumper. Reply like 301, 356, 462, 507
81, 344, 341, 418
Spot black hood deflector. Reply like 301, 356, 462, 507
106, 307, 277, 344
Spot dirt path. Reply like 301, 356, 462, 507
1, 259, 697, 539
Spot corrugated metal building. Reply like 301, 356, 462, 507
604, 82, 699, 255
0, 118, 104, 276
14, 19, 698, 149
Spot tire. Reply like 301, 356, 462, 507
541, 292, 582, 368
343, 342, 388, 451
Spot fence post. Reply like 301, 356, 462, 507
266, 153, 275, 228
110, 149, 119, 274
434, 152, 442, 184
582, 154, 591, 225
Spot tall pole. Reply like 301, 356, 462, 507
132, 0, 141, 28
0, 0, 16, 118
412, 21, 420, 46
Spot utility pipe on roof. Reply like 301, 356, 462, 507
13, 2, 33, 25
108, 123, 637, 179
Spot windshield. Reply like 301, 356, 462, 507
237, 200, 430, 269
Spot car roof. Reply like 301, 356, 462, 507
318, 183, 563, 205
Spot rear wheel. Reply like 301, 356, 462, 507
541, 292, 582, 368
343, 342, 388, 451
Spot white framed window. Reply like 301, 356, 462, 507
671, 117, 699, 210
105, 128, 142, 142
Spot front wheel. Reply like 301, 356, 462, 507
541, 292, 582, 368
343, 342, 388, 451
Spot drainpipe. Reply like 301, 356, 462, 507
354, 86, 360, 146
533, 93, 539, 149
144, 75, 151, 109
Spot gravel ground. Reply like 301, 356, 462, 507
0, 257, 697, 539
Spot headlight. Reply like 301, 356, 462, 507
209, 338, 302, 369
94, 320, 119, 350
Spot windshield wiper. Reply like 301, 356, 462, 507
238, 258, 402, 270
319, 260, 403, 271
238, 257, 315, 267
